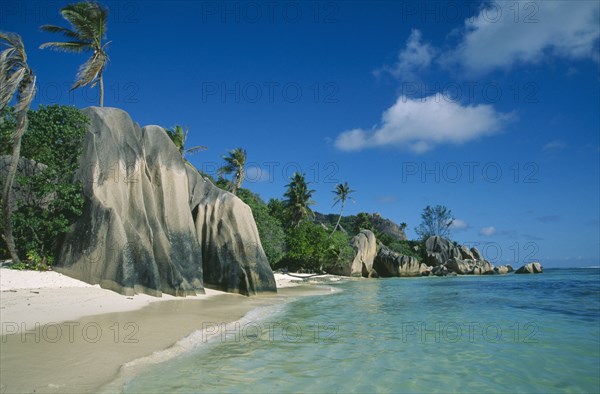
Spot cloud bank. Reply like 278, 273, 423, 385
444, 0, 600, 74
334, 94, 512, 153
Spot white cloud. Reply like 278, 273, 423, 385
444, 0, 600, 74
334, 93, 513, 153
451, 219, 469, 231
479, 226, 497, 236
375, 29, 437, 81
245, 166, 271, 183
542, 140, 566, 151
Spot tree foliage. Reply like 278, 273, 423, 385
414, 205, 454, 240
0, 105, 88, 268
284, 172, 315, 227
165, 124, 207, 159
279, 221, 353, 272
40, 1, 110, 106
218, 147, 246, 195
353, 212, 374, 234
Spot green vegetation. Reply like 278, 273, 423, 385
236, 188, 285, 266
40, 1, 110, 107
415, 205, 454, 240
218, 148, 246, 195
1, 105, 89, 268
284, 173, 315, 227
281, 221, 353, 272
0, 32, 36, 265
165, 125, 207, 160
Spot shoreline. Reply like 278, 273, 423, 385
0, 268, 341, 394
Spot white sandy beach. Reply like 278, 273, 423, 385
0, 269, 337, 334
0, 268, 339, 393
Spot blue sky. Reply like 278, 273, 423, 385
2, 0, 599, 267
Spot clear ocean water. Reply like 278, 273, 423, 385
120, 268, 599, 393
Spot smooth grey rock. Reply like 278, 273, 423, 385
350, 229, 377, 277
445, 258, 493, 275
373, 246, 427, 277
494, 265, 514, 274
187, 167, 276, 295
373, 246, 399, 277
56, 107, 276, 297
515, 262, 543, 274
471, 247, 483, 260
424, 236, 461, 267
459, 245, 476, 260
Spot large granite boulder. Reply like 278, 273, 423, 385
424, 236, 461, 267
459, 245, 476, 260
187, 167, 276, 295
515, 262, 543, 274
445, 258, 494, 275
374, 246, 428, 277
493, 265, 514, 274
424, 236, 496, 275
471, 247, 484, 260
350, 229, 377, 277
56, 107, 275, 296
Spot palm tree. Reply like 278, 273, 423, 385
284, 172, 315, 227
39, 1, 109, 107
330, 182, 355, 236
218, 148, 246, 195
0, 32, 36, 264
165, 125, 207, 160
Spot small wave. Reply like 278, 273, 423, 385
99, 302, 289, 393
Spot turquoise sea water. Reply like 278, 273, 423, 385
120, 269, 599, 393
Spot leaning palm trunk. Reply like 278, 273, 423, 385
231, 167, 244, 195
330, 202, 345, 236
2, 113, 27, 264
99, 72, 104, 107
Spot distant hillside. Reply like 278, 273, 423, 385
314, 212, 407, 241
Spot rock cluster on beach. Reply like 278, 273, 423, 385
55, 107, 276, 297
340, 231, 539, 278
515, 262, 543, 274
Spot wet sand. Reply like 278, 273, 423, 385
0, 286, 331, 394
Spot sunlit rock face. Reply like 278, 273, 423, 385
56, 107, 275, 296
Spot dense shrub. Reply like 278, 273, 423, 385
278, 222, 354, 272
280, 221, 329, 271
0, 105, 88, 268
387, 240, 422, 261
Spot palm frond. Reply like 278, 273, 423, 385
0, 68, 25, 109
61, 6, 97, 41
39, 25, 81, 39
0, 32, 23, 50
185, 145, 208, 155
0, 32, 35, 113
15, 75, 36, 114
39, 41, 90, 52
72, 50, 106, 89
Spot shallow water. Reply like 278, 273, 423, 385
122, 268, 600, 393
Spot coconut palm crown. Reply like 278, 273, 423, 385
39, 1, 109, 106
